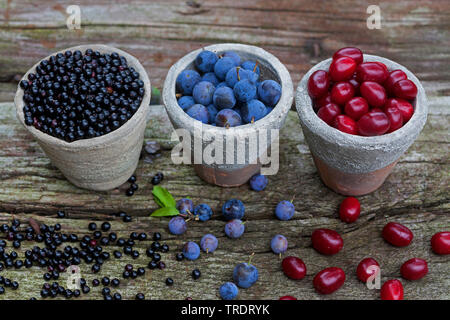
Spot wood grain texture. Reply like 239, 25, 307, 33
0, 102, 448, 300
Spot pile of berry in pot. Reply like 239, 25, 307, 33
175, 50, 282, 127
307, 47, 418, 136
20, 49, 145, 142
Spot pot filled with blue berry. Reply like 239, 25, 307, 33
163, 43, 293, 187
14, 44, 151, 191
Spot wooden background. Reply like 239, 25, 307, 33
0, 0, 448, 300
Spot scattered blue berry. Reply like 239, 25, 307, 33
233, 262, 258, 288
182, 241, 201, 260
222, 51, 241, 66
215, 109, 242, 128
193, 203, 213, 222
186, 104, 209, 124
177, 96, 195, 111
241, 99, 266, 123
219, 282, 238, 300
195, 50, 218, 73
234, 79, 257, 103
214, 57, 236, 80
200, 234, 218, 253
224, 219, 245, 239
176, 70, 201, 95
275, 200, 295, 221
213, 86, 236, 110
201, 72, 220, 86
193, 81, 215, 106
271, 234, 288, 254
222, 199, 245, 220
257, 80, 281, 107
168, 216, 187, 235
176, 198, 194, 214
249, 174, 268, 191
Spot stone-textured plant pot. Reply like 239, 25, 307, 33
163, 43, 293, 187
14, 44, 151, 191
296, 55, 428, 196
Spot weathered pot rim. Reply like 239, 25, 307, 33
14, 44, 151, 151
295, 54, 428, 149
163, 43, 294, 140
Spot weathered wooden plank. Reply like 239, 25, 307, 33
0, 102, 448, 300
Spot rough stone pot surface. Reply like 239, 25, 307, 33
163, 43, 293, 187
14, 44, 151, 191
296, 54, 428, 196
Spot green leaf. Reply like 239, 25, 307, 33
152, 186, 176, 208
151, 206, 179, 217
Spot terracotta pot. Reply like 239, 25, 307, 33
163, 43, 293, 187
296, 55, 428, 196
14, 44, 151, 191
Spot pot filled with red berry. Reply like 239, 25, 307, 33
163, 43, 293, 187
296, 47, 427, 196
15, 44, 151, 191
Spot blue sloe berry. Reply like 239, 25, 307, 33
249, 174, 268, 191
176, 70, 201, 95
222, 199, 245, 220
275, 200, 295, 221
257, 80, 281, 107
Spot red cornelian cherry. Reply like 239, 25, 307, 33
380, 279, 404, 300
384, 70, 407, 96
279, 295, 297, 300
308, 70, 330, 99
357, 111, 390, 136
393, 79, 417, 100
339, 197, 361, 223
317, 103, 341, 125
356, 62, 389, 83
333, 115, 357, 135
344, 97, 369, 121
332, 47, 363, 65
385, 98, 414, 122
313, 267, 346, 294
385, 106, 403, 133
382, 222, 413, 247
329, 57, 357, 82
400, 258, 428, 280
314, 94, 332, 112
331, 81, 354, 105
348, 77, 360, 95
360, 81, 387, 108
356, 258, 380, 282
282, 256, 307, 280
311, 228, 343, 255
430, 231, 450, 255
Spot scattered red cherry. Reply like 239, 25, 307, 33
332, 47, 363, 65
308, 70, 330, 99
356, 62, 389, 84
400, 258, 428, 280
357, 110, 390, 136
385, 106, 404, 133
339, 197, 361, 223
393, 79, 417, 100
344, 97, 369, 121
430, 231, 450, 255
311, 228, 343, 255
282, 256, 307, 280
382, 222, 413, 247
380, 279, 404, 300
360, 81, 387, 108
317, 103, 341, 125
329, 57, 357, 82
313, 267, 346, 294
384, 70, 407, 96
279, 295, 297, 300
356, 257, 380, 282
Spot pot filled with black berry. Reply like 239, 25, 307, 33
163, 43, 293, 187
296, 47, 428, 196
15, 44, 151, 191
